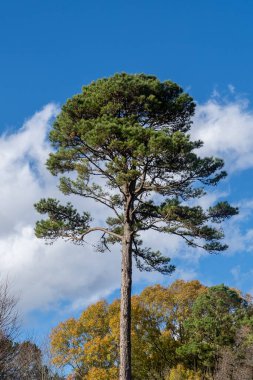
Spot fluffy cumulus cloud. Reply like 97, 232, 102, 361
0, 105, 123, 314
0, 105, 58, 236
1, 96, 253, 317
0, 226, 122, 312
192, 97, 253, 171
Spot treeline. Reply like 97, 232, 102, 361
1, 279, 252, 379
50, 280, 253, 380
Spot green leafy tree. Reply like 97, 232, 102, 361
34, 73, 238, 379
178, 285, 253, 374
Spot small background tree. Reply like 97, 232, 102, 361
34, 73, 238, 379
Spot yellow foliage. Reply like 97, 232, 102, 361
79, 300, 109, 336
50, 317, 81, 368
50, 300, 118, 376
50, 280, 207, 378
167, 364, 202, 380
85, 367, 118, 380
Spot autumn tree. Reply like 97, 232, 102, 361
34, 73, 238, 379
50, 300, 119, 379
50, 281, 205, 379
140, 280, 206, 344
130, 280, 206, 378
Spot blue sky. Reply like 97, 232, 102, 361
1, 0, 253, 348
1, 0, 253, 129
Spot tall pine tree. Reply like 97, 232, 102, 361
34, 73, 238, 380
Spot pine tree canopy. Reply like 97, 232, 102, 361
34, 73, 238, 274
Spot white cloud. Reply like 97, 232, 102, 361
0, 104, 59, 236
0, 226, 122, 312
211, 197, 253, 256
192, 97, 253, 171
0, 105, 123, 314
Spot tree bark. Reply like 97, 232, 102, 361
119, 220, 132, 380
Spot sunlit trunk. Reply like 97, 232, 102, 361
119, 221, 132, 380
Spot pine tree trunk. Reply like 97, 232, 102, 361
119, 221, 132, 380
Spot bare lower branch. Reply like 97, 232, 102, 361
61, 180, 121, 218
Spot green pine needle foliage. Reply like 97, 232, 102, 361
34, 73, 238, 274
